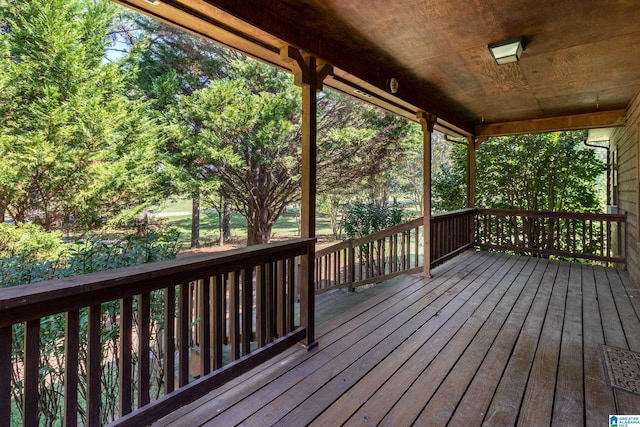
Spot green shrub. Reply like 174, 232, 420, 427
2, 228, 181, 425
0, 223, 67, 262
0, 228, 181, 288
342, 202, 404, 239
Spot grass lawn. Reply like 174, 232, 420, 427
152, 197, 420, 250
156, 209, 334, 249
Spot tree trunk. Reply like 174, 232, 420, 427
0, 207, 4, 223
223, 201, 232, 241
218, 195, 224, 246
330, 197, 340, 239
246, 206, 273, 246
191, 195, 200, 248
217, 197, 232, 246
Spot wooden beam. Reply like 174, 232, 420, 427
116, 0, 474, 134
417, 111, 437, 277
475, 109, 627, 137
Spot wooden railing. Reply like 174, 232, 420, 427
315, 209, 476, 292
431, 208, 476, 266
0, 238, 315, 427
475, 209, 626, 265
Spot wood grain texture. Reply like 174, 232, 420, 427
115, 0, 640, 135
0, 327, 11, 427
610, 92, 640, 289
159, 251, 638, 426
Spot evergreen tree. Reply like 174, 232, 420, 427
0, 0, 162, 231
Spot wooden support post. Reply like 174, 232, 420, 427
281, 46, 332, 349
417, 111, 437, 277
466, 136, 476, 209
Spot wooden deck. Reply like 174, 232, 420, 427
154, 250, 640, 426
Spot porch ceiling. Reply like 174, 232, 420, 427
115, 0, 640, 137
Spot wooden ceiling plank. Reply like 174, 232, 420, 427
475, 109, 626, 137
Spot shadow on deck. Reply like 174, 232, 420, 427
154, 250, 640, 426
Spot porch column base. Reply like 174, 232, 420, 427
299, 341, 319, 351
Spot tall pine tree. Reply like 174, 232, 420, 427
0, 0, 162, 231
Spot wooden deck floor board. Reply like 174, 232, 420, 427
339, 254, 514, 426
200, 252, 503, 426
447, 256, 546, 427
289, 255, 519, 427
517, 260, 569, 426
154, 251, 639, 427
241, 253, 512, 426
308, 254, 517, 427
551, 262, 585, 426
591, 266, 640, 415
378, 255, 529, 426
481, 259, 557, 427
414, 255, 536, 426
582, 264, 617, 427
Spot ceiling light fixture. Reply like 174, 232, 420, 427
488, 36, 524, 65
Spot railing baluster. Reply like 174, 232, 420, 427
0, 326, 11, 427
164, 286, 176, 394
348, 240, 355, 291
265, 264, 275, 342
119, 297, 133, 415
322, 255, 327, 287
213, 275, 224, 369
230, 271, 241, 359
600, 219, 605, 257
242, 268, 253, 356
617, 218, 623, 261
287, 259, 295, 332
87, 305, 101, 426
178, 284, 189, 386
138, 292, 151, 407
222, 274, 228, 345
337, 249, 342, 285
606, 219, 612, 262
415, 227, 419, 268
200, 279, 211, 375
24, 319, 40, 427
401, 231, 407, 270
256, 266, 266, 346
64, 310, 79, 427
275, 261, 284, 338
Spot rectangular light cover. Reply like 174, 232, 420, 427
488, 37, 524, 65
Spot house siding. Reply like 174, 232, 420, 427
610, 91, 640, 287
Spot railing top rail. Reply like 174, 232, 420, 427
315, 239, 351, 258
431, 207, 476, 221
353, 216, 424, 246
476, 208, 627, 221
317, 209, 478, 256
0, 237, 315, 327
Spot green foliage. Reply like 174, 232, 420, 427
0, 229, 180, 288
1, 225, 179, 425
134, 20, 423, 245
0, 222, 66, 262
0, 0, 164, 231
432, 131, 606, 213
343, 202, 404, 240
432, 143, 467, 212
